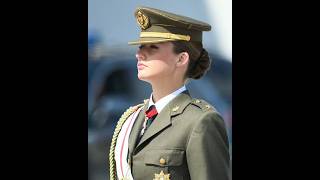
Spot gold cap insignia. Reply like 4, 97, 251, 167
136, 10, 150, 30
153, 170, 170, 180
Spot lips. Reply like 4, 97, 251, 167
137, 63, 147, 70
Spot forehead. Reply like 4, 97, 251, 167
143, 42, 173, 47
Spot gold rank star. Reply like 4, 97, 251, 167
153, 170, 170, 180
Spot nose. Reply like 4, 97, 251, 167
136, 49, 146, 61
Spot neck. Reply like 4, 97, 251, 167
151, 79, 185, 103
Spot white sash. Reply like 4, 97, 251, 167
115, 107, 142, 180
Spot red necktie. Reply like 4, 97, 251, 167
145, 105, 158, 128
137, 105, 158, 144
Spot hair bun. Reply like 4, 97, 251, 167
189, 48, 211, 79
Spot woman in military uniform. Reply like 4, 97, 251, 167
109, 6, 230, 180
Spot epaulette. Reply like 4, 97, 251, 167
191, 98, 217, 112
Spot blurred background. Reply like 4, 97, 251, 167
88, 0, 232, 180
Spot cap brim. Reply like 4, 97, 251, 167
128, 37, 177, 45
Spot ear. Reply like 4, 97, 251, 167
176, 52, 189, 67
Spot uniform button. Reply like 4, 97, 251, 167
159, 158, 166, 165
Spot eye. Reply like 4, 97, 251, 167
150, 45, 159, 49
139, 45, 145, 49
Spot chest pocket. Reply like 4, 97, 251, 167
144, 149, 185, 167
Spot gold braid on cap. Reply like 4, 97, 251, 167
108, 102, 145, 180
140, 32, 191, 41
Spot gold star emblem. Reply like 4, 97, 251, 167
153, 170, 170, 180
136, 11, 150, 30
172, 105, 179, 112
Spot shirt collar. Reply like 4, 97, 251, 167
148, 85, 187, 113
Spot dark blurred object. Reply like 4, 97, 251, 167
207, 54, 232, 106
88, 58, 151, 180
88, 54, 232, 180
88, 31, 107, 61
88, 59, 151, 137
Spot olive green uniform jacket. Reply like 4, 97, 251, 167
126, 91, 230, 180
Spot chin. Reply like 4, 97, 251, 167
137, 72, 152, 83
137, 72, 147, 81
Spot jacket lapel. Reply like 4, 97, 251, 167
128, 100, 149, 156
135, 91, 192, 151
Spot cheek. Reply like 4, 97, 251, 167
152, 58, 176, 74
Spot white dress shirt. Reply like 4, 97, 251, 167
147, 85, 187, 113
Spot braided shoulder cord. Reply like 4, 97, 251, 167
108, 103, 144, 180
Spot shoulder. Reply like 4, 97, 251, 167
174, 97, 224, 126
115, 100, 147, 126
121, 100, 147, 117
186, 99, 229, 145
185, 98, 225, 131
189, 98, 219, 113
184, 98, 221, 117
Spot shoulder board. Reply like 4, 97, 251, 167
190, 98, 217, 112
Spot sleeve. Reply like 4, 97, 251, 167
186, 110, 231, 180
